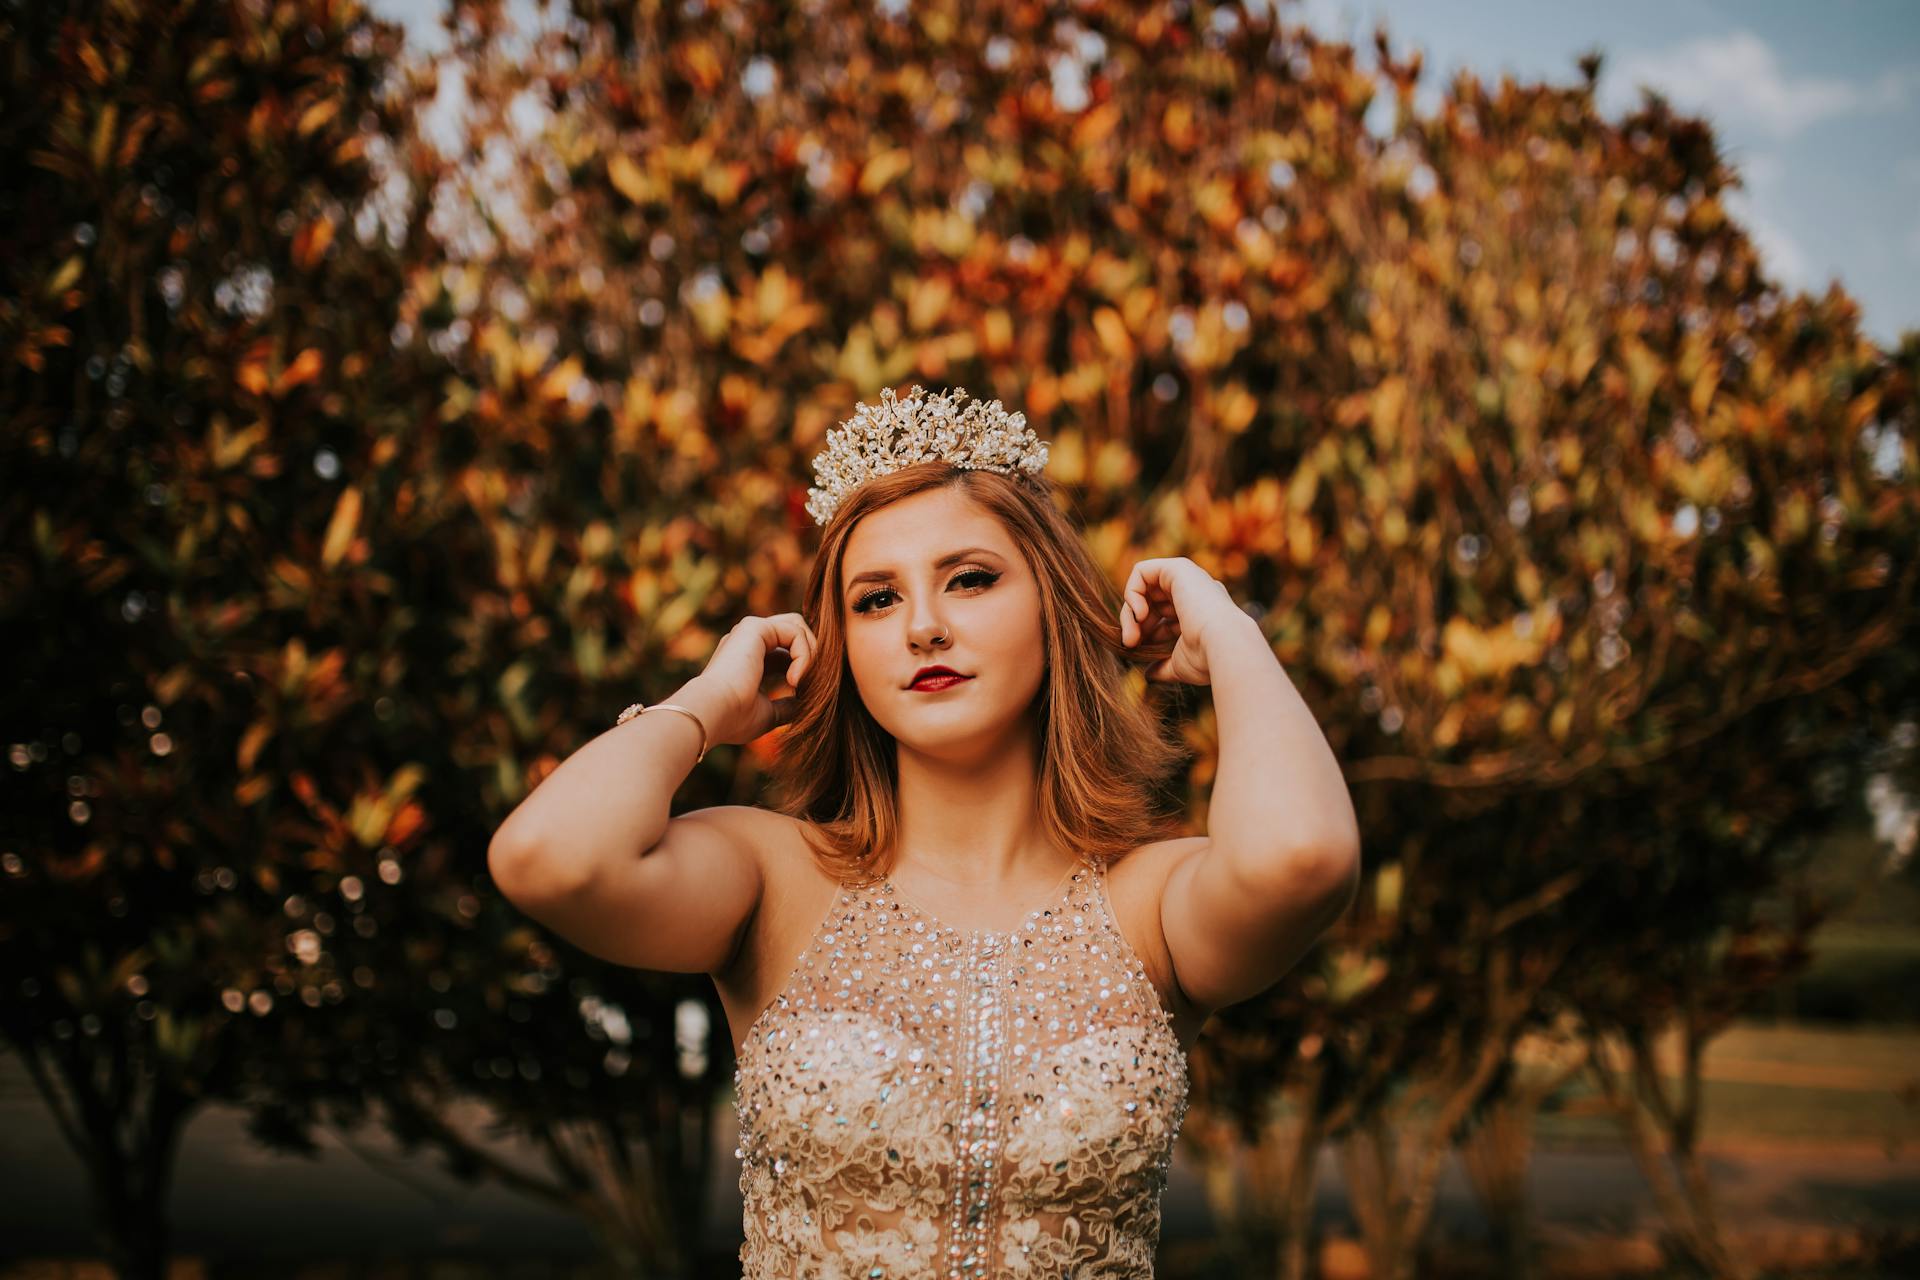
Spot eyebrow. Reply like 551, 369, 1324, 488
844, 547, 1004, 593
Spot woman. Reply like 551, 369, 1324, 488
489, 385, 1361, 1277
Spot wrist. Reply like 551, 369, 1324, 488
1197, 606, 1267, 656
663, 677, 732, 745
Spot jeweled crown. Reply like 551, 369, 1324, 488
805, 384, 1051, 527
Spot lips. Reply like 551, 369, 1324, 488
910, 667, 972, 689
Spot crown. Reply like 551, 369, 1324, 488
804, 384, 1051, 526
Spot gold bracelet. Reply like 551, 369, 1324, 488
615, 701, 709, 764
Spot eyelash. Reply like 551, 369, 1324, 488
852, 568, 1000, 614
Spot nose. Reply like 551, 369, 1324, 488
908, 607, 949, 653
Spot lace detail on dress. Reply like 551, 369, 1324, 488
732, 856, 1190, 1279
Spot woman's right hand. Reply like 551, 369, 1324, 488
684, 612, 819, 748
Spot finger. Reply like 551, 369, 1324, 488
1124, 580, 1153, 648
765, 613, 807, 679
1120, 570, 1140, 647
797, 621, 820, 683
1121, 564, 1144, 637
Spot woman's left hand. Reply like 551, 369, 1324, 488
1119, 557, 1248, 685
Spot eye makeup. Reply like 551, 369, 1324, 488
851, 567, 1000, 614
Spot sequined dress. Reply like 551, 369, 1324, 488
731, 855, 1191, 1278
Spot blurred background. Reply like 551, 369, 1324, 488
3, 0, 1917, 1277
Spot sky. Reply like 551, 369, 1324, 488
367, 0, 1920, 345
1300, 0, 1920, 345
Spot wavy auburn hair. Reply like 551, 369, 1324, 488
766, 458, 1192, 884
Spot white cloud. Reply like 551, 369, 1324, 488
1609, 31, 1911, 139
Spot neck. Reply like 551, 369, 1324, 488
889, 714, 1066, 885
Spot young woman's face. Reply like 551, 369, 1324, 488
838, 486, 1046, 761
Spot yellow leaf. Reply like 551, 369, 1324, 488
538, 355, 586, 403
46, 255, 85, 297
1689, 363, 1719, 420
297, 97, 340, 137
1091, 307, 1133, 361
859, 148, 912, 196
607, 152, 651, 204
1369, 376, 1406, 447
91, 102, 117, 173
908, 276, 953, 332
1161, 101, 1194, 151
212, 418, 269, 469
321, 486, 362, 569
1215, 382, 1258, 434
237, 721, 272, 773
677, 39, 724, 92
980, 309, 1013, 356
701, 160, 748, 207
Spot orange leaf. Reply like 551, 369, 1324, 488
273, 348, 324, 397
236, 359, 271, 396
237, 721, 272, 773
321, 486, 362, 568
292, 217, 335, 271
1073, 102, 1123, 149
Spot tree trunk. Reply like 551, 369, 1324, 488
11, 1039, 193, 1280
1587, 1028, 1755, 1280
1340, 1112, 1413, 1280
1275, 1104, 1323, 1280
1459, 1092, 1536, 1280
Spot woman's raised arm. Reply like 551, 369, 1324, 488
487, 614, 816, 974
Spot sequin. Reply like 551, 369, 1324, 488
733, 857, 1190, 1278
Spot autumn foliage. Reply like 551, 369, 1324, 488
3, 0, 1916, 1276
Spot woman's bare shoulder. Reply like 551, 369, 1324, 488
689, 804, 816, 861
1105, 833, 1211, 888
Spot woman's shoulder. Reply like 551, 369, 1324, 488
1103, 833, 1211, 888
709, 805, 843, 891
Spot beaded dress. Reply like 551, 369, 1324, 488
732, 854, 1191, 1278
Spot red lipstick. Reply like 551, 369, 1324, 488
909, 665, 972, 691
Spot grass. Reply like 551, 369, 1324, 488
1532, 1019, 1920, 1149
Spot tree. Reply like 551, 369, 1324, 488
0, 0, 426, 1273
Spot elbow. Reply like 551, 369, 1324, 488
487, 833, 589, 910
486, 835, 536, 907
1316, 841, 1362, 919
1259, 840, 1367, 921
1236, 839, 1360, 920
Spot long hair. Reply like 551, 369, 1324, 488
766, 458, 1193, 884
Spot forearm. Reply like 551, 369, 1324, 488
487, 676, 729, 896
1202, 612, 1361, 881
